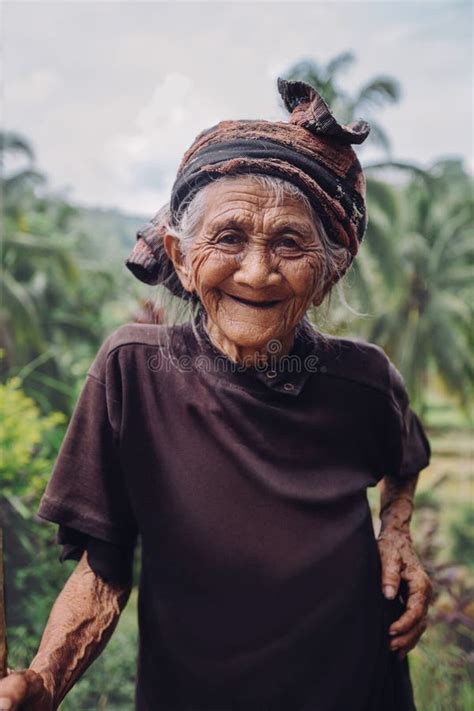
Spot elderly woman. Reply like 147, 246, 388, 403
0, 79, 432, 711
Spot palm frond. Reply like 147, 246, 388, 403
0, 132, 34, 163
364, 161, 432, 183
2, 169, 45, 194
355, 77, 401, 110
325, 51, 355, 78
0, 271, 44, 351
5, 232, 81, 284
366, 178, 400, 223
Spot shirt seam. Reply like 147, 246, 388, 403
82, 373, 122, 441
85, 371, 121, 404
105, 339, 168, 361
86, 372, 106, 387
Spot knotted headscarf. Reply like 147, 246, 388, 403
125, 78, 370, 297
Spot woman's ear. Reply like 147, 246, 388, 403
163, 233, 194, 293
311, 291, 325, 307
312, 251, 351, 305
311, 273, 335, 307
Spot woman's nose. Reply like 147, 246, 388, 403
233, 247, 281, 288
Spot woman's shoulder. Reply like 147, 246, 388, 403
87, 321, 186, 381
102, 321, 174, 351
312, 330, 402, 400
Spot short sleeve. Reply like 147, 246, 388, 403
384, 362, 431, 479
37, 337, 138, 549
56, 526, 135, 584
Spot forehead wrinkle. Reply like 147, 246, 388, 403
206, 209, 255, 230
205, 185, 275, 205
203, 204, 316, 234
199, 181, 319, 242
203, 183, 306, 215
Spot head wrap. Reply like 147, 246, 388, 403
125, 78, 370, 296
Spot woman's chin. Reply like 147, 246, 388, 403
204, 301, 298, 356
213, 323, 290, 355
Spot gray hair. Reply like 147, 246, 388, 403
162, 174, 351, 306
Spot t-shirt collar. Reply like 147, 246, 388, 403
183, 311, 320, 397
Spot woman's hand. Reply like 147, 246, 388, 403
377, 526, 433, 660
0, 669, 53, 711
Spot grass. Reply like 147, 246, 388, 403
405, 413, 473, 711
411, 626, 474, 711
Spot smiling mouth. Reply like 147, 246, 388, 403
226, 293, 283, 309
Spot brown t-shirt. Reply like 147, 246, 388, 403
38, 314, 430, 711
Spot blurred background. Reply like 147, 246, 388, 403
1, 1, 473, 708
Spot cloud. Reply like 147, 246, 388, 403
3, 1, 472, 214
105, 71, 226, 211
135, 72, 193, 131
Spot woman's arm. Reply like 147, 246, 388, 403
377, 473, 433, 659
0, 552, 131, 711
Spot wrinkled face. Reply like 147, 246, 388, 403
167, 177, 328, 358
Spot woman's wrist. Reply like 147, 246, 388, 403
379, 473, 418, 534
379, 495, 414, 534
26, 664, 56, 707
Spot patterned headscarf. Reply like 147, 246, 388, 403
125, 78, 370, 297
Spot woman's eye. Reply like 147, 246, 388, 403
276, 237, 300, 251
217, 233, 243, 247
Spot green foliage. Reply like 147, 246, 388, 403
0, 131, 145, 414
363, 159, 474, 413
412, 625, 474, 711
316, 158, 474, 415
408, 453, 474, 711
450, 505, 474, 569
0, 369, 70, 666
0, 374, 66, 500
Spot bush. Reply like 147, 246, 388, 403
0, 374, 70, 666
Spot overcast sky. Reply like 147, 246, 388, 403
3, 0, 473, 215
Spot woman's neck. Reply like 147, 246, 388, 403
203, 317, 295, 367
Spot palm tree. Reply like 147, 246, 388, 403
309, 171, 404, 337
1, 135, 77, 368
0, 132, 34, 162
0, 132, 45, 206
364, 159, 473, 412
0, 134, 119, 412
284, 52, 400, 153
